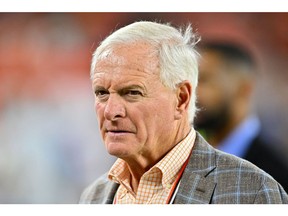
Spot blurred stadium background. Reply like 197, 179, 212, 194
0, 13, 287, 203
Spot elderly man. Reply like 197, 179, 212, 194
80, 21, 288, 204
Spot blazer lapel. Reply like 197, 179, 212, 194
86, 180, 119, 204
105, 182, 119, 204
174, 132, 217, 204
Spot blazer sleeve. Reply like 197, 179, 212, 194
253, 179, 288, 204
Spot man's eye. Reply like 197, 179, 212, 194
126, 90, 143, 96
95, 90, 109, 99
129, 90, 141, 95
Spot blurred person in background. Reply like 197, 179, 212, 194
195, 41, 288, 192
79, 21, 288, 204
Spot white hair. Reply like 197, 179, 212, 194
90, 21, 200, 124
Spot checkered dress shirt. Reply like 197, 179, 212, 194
108, 129, 196, 204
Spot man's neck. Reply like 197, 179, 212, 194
123, 124, 191, 194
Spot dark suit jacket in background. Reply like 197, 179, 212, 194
245, 135, 288, 193
79, 133, 288, 204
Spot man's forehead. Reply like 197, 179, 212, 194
99, 42, 157, 64
94, 46, 159, 79
92, 67, 159, 87
92, 59, 162, 92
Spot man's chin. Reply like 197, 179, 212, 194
105, 142, 131, 158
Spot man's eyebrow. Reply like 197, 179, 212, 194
119, 84, 147, 94
93, 85, 107, 92
93, 84, 146, 92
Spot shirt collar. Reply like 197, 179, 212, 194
155, 128, 196, 187
108, 128, 196, 190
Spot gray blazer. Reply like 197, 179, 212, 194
79, 132, 288, 204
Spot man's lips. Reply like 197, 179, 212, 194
107, 130, 130, 133
103, 123, 136, 135
105, 130, 134, 138
105, 129, 135, 134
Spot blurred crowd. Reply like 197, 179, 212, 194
0, 13, 287, 203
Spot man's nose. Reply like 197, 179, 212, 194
104, 94, 126, 121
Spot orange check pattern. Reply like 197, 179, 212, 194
108, 128, 196, 204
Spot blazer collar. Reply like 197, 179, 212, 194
174, 132, 217, 204
105, 182, 119, 204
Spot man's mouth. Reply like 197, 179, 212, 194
108, 130, 129, 133
105, 130, 133, 138
106, 129, 134, 134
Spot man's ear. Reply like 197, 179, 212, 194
175, 81, 192, 120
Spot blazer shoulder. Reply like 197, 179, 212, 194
79, 173, 118, 204
213, 147, 288, 203
191, 133, 288, 203
193, 132, 268, 176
